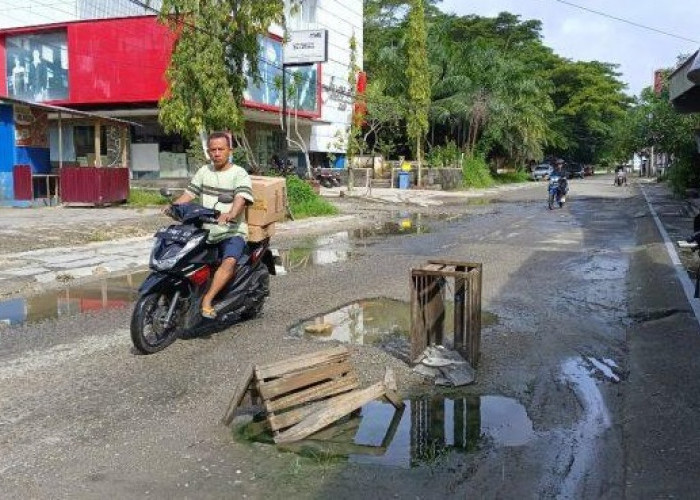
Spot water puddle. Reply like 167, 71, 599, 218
278, 214, 440, 272
287, 298, 498, 362
237, 394, 533, 469
585, 356, 621, 383
558, 357, 612, 497
0, 271, 147, 326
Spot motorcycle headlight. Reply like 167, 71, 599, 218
152, 234, 206, 271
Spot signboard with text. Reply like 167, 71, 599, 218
283, 30, 328, 66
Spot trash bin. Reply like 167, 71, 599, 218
398, 171, 411, 189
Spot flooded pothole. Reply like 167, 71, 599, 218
236, 394, 533, 469
0, 271, 147, 326
277, 213, 446, 272
287, 298, 499, 362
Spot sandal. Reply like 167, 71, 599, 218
201, 305, 217, 319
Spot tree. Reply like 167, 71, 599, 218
405, 0, 431, 185
155, 0, 285, 142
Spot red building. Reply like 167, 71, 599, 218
0, 15, 322, 183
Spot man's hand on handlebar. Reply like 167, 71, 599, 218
217, 212, 235, 225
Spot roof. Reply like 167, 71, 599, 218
0, 95, 140, 127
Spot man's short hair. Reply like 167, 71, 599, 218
208, 131, 231, 148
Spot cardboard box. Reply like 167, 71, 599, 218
248, 222, 276, 242
248, 176, 287, 226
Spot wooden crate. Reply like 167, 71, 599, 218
221, 346, 403, 444
410, 260, 482, 366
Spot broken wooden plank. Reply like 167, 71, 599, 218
268, 399, 328, 432
383, 389, 404, 409
257, 361, 353, 400
274, 382, 387, 444
264, 373, 359, 413
221, 363, 255, 426
384, 367, 397, 392
255, 346, 349, 380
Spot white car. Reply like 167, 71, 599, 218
531, 164, 553, 181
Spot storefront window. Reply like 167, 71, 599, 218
244, 36, 319, 114
5, 31, 69, 102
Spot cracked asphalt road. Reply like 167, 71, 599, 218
2, 176, 700, 499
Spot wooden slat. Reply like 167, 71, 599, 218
274, 382, 387, 444
221, 364, 255, 426
258, 360, 353, 400
422, 263, 444, 272
264, 373, 359, 413
255, 346, 349, 380
383, 389, 404, 409
268, 399, 328, 431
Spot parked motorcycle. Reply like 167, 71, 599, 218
548, 174, 568, 210
313, 167, 341, 188
130, 192, 277, 354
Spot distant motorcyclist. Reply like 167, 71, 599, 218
614, 165, 627, 186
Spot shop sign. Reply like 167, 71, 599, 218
284, 30, 328, 66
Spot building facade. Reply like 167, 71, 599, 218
0, 0, 363, 178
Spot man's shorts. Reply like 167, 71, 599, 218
218, 236, 246, 262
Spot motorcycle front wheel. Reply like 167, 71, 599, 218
548, 192, 554, 210
130, 292, 183, 354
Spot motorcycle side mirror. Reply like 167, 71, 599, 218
218, 194, 235, 204
159, 187, 173, 198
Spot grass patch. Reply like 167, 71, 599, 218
462, 154, 495, 189
127, 188, 169, 207
493, 170, 530, 184
286, 175, 339, 219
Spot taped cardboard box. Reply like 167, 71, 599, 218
248, 223, 276, 243
248, 176, 287, 226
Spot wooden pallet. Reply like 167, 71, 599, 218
410, 260, 482, 366
221, 346, 403, 444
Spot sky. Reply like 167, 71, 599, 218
438, 0, 700, 96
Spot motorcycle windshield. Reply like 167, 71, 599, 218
170, 203, 219, 224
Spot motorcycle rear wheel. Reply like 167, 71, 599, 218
130, 292, 183, 354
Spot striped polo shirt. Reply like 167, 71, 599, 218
184, 163, 254, 243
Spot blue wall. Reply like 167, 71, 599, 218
16, 146, 51, 174
0, 104, 15, 202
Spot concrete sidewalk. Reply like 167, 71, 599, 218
0, 214, 359, 298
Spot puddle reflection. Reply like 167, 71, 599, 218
288, 298, 498, 361
0, 272, 147, 326
242, 394, 533, 469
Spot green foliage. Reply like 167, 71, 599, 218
462, 154, 494, 188
405, 0, 431, 158
668, 157, 700, 196
286, 175, 339, 219
493, 170, 530, 184
156, 0, 285, 141
127, 188, 170, 206
426, 141, 460, 167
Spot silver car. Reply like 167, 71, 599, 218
531, 164, 553, 181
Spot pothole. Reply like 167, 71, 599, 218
286, 298, 499, 362
0, 271, 147, 327
236, 394, 533, 469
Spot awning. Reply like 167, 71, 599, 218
670, 50, 700, 113
0, 95, 140, 127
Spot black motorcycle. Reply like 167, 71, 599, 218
130, 193, 277, 354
